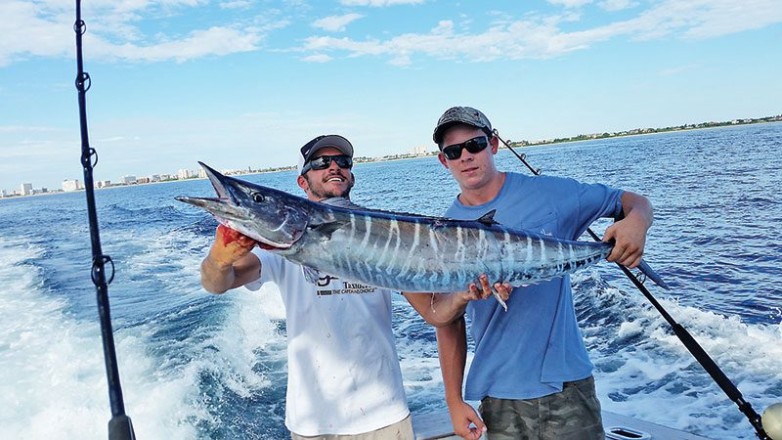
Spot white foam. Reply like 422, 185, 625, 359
0, 229, 292, 440
0, 236, 206, 440
589, 284, 782, 438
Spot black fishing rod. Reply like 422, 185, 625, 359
74, 2, 136, 439
493, 130, 775, 439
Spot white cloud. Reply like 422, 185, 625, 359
88, 26, 265, 62
0, 0, 273, 66
220, 0, 255, 9
547, 0, 593, 8
313, 13, 363, 32
0, 125, 59, 134
301, 54, 333, 63
339, 0, 424, 6
597, 0, 637, 12
679, 1, 782, 39
298, 0, 782, 64
0, 1, 73, 66
3, 0, 781, 69
658, 64, 698, 76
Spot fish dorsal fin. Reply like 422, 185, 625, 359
476, 209, 498, 226
308, 220, 347, 239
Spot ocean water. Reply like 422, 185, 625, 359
1, 123, 781, 439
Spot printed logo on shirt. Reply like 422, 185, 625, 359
302, 266, 376, 295
316, 274, 338, 286
316, 278, 376, 296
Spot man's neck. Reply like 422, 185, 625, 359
320, 196, 358, 208
458, 172, 506, 207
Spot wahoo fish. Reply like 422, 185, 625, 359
177, 163, 665, 309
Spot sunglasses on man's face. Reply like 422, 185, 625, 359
441, 136, 490, 160
301, 154, 353, 175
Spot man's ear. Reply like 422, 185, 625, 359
297, 174, 308, 191
438, 152, 449, 169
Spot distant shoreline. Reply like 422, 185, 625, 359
3, 117, 780, 200
509, 115, 782, 148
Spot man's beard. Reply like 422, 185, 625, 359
306, 174, 353, 200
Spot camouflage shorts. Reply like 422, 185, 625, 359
479, 376, 604, 440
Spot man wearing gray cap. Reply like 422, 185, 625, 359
408, 107, 654, 440
199, 134, 413, 439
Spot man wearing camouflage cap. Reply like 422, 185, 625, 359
407, 106, 655, 439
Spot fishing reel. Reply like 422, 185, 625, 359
764, 403, 782, 440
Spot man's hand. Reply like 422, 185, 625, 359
603, 215, 647, 269
604, 191, 653, 269
464, 275, 513, 311
464, 275, 512, 300
448, 400, 486, 440
404, 275, 514, 325
208, 224, 257, 268
200, 225, 260, 294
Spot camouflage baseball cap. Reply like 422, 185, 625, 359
433, 106, 493, 145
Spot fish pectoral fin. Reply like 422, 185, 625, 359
637, 259, 670, 290
476, 209, 499, 226
308, 220, 348, 239
302, 266, 320, 284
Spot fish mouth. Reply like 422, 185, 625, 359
173, 162, 237, 214
200, 161, 232, 202
175, 162, 296, 250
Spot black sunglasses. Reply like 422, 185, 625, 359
301, 154, 353, 175
441, 136, 490, 160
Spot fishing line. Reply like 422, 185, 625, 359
492, 130, 772, 439
74, 1, 136, 439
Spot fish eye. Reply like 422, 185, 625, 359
251, 192, 265, 203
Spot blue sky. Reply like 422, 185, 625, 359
1, 0, 780, 192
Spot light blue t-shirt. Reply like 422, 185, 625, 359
444, 172, 623, 401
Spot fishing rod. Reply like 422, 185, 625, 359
493, 130, 780, 440
74, 2, 136, 439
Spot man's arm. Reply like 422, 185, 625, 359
437, 317, 486, 439
603, 190, 654, 269
201, 225, 262, 294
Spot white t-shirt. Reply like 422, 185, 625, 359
245, 250, 409, 436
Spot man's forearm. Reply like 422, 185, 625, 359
404, 292, 469, 327
621, 191, 653, 230
437, 317, 468, 406
200, 255, 235, 294
430, 293, 470, 326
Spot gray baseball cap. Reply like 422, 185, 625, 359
433, 106, 493, 145
297, 134, 354, 175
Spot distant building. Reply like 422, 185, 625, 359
97, 180, 112, 188
62, 179, 81, 192
122, 175, 137, 185
178, 169, 195, 180
412, 145, 430, 156
20, 183, 33, 196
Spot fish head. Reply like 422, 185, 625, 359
176, 162, 310, 250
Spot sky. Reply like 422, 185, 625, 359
1, 0, 780, 193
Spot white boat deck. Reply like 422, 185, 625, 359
411, 409, 713, 440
